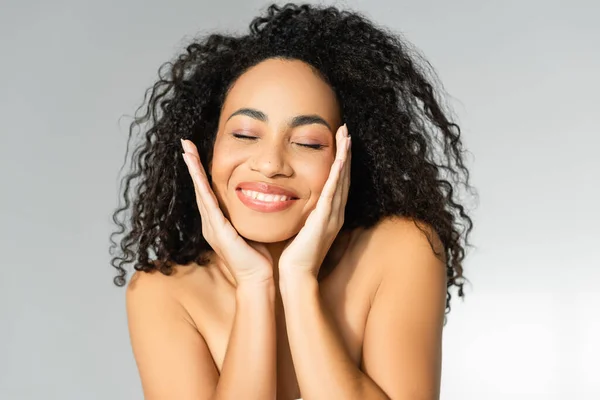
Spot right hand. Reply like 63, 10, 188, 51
181, 139, 274, 286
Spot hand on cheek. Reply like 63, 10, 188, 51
278, 123, 352, 279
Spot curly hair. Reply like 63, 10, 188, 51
109, 2, 477, 315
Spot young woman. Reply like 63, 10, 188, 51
109, 3, 475, 399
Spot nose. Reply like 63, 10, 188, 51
249, 141, 293, 178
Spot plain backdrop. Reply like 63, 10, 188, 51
1, 0, 598, 399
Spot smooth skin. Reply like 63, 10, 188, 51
126, 58, 447, 400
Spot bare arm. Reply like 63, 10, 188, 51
126, 271, 277, 400
126, 138, 279, 398
214, 279, 277, 399
279, 274, 389, 400
279, 218, 447, 400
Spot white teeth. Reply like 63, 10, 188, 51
241, 189, 291, 202
256, 193, 267, 201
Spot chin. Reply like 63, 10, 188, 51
233, 220, 300, 243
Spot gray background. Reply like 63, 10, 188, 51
1, 0, 598, 399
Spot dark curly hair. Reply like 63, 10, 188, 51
109, 2, 477, 315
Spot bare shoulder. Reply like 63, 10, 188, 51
128, 265, 195, 313
373, 216, 447, 290
125, 264, 219, 399
333, 217, 445, 310
354, 216, 446, 267
355, 217, 448, 399
130, 258, 224, 298
371, 215, 443, 244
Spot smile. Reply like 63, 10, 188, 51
240, 189, 292, 202
236, 189, 298, 212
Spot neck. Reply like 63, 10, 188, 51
262, 238, 292, 283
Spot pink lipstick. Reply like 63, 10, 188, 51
235, 182, 299, 213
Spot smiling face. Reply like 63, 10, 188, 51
209, 58, 342, 243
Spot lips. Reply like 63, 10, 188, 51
235, 181, 299, 213
235, 181, 299, 199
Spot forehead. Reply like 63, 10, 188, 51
220, 58, 341, 125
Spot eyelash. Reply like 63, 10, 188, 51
232, 133, 324, 150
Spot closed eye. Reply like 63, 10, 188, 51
234, 133, 324, 150
233, 133, 258, 141
297, 143, 325, 150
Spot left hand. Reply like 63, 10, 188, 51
278, 123, 352, 279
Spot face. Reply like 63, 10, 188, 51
209, 58, 342, 243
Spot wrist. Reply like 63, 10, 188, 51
236, 277, 276, 300
279, 262, 318, 280
279, 269, 318, 298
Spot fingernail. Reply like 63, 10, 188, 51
344, 123, 350, 137
180, 138, 187, 152
181, 152, 188, 164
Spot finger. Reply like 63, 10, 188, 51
183, 152, 224, 228
330, 125, 345, 208
317, 125, 346, 212
181, 140, 208, 179
331, 124, 350, 210
185, 153, 235, 235
182, 139, 214, 187
338, 133, 352, 220
181, 140, 220, 214
181, 138, 201, 158
317, 161, 342, 208
182, 152, 210, 218
185, 153, 222, 214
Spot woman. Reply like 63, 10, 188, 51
109, 3, 475, 399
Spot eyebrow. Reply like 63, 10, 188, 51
226, 108, 332, 130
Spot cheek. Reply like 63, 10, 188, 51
209, 145, 244, 199
297, 158, 333, 194
210, 142, 243, 178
